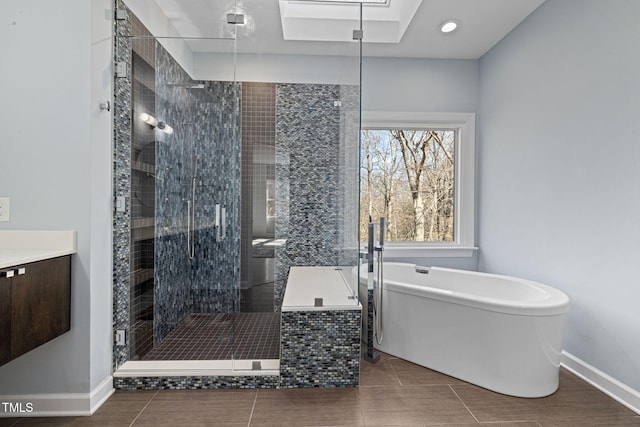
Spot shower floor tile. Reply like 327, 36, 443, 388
141, 312, 280, 361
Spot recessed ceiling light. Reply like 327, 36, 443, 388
440, 20, 458, 33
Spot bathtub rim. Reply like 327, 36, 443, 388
360, 262, 570, 317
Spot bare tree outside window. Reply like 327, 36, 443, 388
360, 129, 455, 242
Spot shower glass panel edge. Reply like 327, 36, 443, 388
113, 0, 242, 372
337, 4, 363, 304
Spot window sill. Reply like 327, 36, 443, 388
378, 245, 478, 258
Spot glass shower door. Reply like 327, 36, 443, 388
114, 0, 363, 376
336, 9, 363, 301
153, 66, 240, 362
115, 0, 241, 369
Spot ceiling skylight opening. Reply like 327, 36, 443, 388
299, 0, 389, 4
280, 0, 421, 43
440, 20, 459, 34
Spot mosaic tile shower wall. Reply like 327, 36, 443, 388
240, 83, 278, 312
274, 84, 360, 310
154, 44, 241, 344
336, 85, 361, 270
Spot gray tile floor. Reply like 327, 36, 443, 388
3, 352, 639, 426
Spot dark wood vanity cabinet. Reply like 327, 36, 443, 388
0, 273, 10, 365
0, 255, 71, 367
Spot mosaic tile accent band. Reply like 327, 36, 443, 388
114, 375, 280, 390
280, 310, 361, 388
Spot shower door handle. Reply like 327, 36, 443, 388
221, 207, 226, 241
187, 177, 196, 259
215, 204, 221, 241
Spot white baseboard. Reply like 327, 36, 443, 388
0, 375, 114, 417
562, 351, 640, 415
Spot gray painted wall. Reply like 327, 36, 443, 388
4, 0, 638, 405
362, 56, 480, 270
478, 0, 640, 391
362, 57, 480, 113
0, 0, 113, 395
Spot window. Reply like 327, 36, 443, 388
361, 112, 476, 256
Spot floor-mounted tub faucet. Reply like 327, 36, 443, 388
367, 218, 386, 345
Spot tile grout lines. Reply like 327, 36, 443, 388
129, 389, 160, 427
247, 389, 259, 427
386, 356, 406, 387
448, 384, 480, 424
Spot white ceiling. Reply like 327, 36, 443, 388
363, 0, 546, 58
127, 0, 546, 60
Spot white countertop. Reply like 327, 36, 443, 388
0, 230, 77, 269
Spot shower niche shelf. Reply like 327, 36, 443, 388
132, 52, 155, 94
132, 217, 154, 229
132, 161, 154, 175
128, 43, 157, 361
131, 268, 154, 287
132, 226, 154, 242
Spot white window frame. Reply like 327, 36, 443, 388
361, 111, 477, 257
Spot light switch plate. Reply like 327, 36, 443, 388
0, 197, 9, 222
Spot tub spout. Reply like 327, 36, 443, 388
367, 219, 387, 273
367, 223, 376, 273
368, 218, 387, 346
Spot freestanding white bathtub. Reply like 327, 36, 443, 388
361, 262, 570, 398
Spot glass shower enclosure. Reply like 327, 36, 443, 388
113, 0, 362, 374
